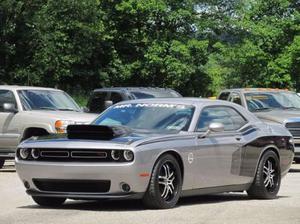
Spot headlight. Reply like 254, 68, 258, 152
19, 148, 30, 159
123, 150, 134, 161
31, 148, 40, 159
111, 150, 121, 161
55, 120, 75, 133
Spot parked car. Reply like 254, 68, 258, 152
0, 85, 97, 169
87, 87, 181, 113
16, 98, 294, 209
218, 88, 300, 163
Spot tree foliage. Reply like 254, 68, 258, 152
1, 0, 300, 96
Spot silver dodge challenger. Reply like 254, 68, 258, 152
16, 98, 294, 209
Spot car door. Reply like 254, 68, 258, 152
0, 90, 20, 150
193, 106, 248, 188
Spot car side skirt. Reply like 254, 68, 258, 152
181, 184, 252, 198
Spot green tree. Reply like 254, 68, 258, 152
30, 0, 106, 92
100, 0, 210, 96
203, 0, 299, 92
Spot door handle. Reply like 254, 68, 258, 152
235, 137, 241, 141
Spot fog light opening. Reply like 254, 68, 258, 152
120, 182, 131, 193
23, 181, 30, 189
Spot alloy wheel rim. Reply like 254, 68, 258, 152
263, 158, 278, 192
158, 162, 177, 201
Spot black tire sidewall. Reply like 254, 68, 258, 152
150, 154, 182, 209
294, 158, 300, 164
257, 151, 281, 198
0, 159, 4, 169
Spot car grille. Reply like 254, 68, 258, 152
285, 122, 300, 146
36, 148, 111, 162
33, 179, 110, 193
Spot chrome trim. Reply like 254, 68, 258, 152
284, 117, 300, 125
284, 119, 300, 138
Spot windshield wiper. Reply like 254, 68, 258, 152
282, 106, 300, 110
38, 107, 58, 111
57, 108, 78, 112
252, 107, 272, 112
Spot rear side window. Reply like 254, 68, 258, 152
88, 92, 124, 113
88, 92, 109, 113
229, 93, 242, 105
197, 106, 247, 132
110, 92, 123, 104
218, 92, 230, 101
0, 90, 17, 112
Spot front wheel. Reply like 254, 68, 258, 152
247, 150, 281, 199
294, 158, 300, 164
0, 159, 4, 169
32, 196, 66, 207
143, 154, 182, 209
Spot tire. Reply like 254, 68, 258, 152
247, 150, 281, 199
294, 158, 300, 164
143, 154, 182, 209
0, 159, 4, 169
32, 196, 66, 207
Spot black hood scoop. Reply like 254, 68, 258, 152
67, 125, 132, 140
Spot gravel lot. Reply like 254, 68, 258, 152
1, 161, 300, 224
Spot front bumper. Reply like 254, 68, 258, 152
16, 159, 151, 200
26, 190, 143, 200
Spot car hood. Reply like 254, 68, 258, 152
254, 109, 300, 124
24, 110, 98, 123
19, 130, 192, 150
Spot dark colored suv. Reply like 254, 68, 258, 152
87, 87, 182, 113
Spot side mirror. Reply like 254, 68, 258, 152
3, 103, 18, 113
208, 122, 224, 133
199, 122, 224, 139
104, 100, 113, 109
81, 106, 89, 113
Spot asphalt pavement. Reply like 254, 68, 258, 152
0, 160, 300, 224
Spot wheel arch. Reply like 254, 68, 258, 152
21, 127, 49, 141
154, 150, 184, 181
254, 144, 280, 176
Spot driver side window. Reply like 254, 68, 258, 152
0, 90, 17, 112
197, 106, 247, 132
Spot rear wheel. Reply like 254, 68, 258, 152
0, 159, 4, 169
143, 154, 182, 209
32, 196, 66, 207
247, 150, 281, 199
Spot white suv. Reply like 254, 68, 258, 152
0, 85, 97, 168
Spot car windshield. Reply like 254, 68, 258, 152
245, 92, 300, 112
93, 103, 194, 132
18, 90, 81, 111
